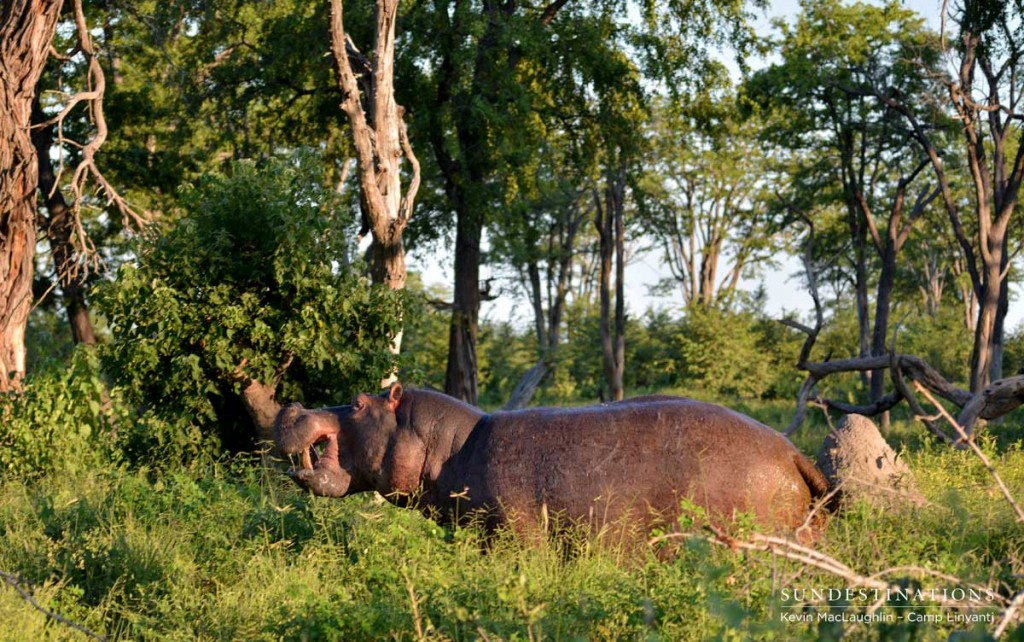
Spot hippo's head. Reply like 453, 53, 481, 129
275, 383, 406, 498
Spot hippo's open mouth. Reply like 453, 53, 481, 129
276, 407, 353, 498
285, 432, 343, 478
275, 403, 348, 475
295, 435, 329, 471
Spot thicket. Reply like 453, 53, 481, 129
0, 158, 405, 477
96, 157, 403, 458
401, 290, 997, 412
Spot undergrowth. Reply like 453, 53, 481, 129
0, 402, 1022, 640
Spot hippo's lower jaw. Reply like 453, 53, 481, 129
288, 466, 351, 497
285, 433, 354, 498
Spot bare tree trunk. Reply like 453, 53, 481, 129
329, 0, 419, 388
0, 0, 64, 390
919, 249, 944, 316
993, 255, 1009, 383
526, 261, 546, 353
240, 379, 282, 444
864, 167, 936, 405
445, 209, 483, 404
869, 247, 895, 403
971, 258, 1003, 392
852, 211, 871, 389
502, 360, 549, 411
613, 175, 626, 399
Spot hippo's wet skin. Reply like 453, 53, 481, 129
276, 383, 832, 539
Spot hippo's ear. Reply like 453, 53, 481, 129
386, 381, 403, 411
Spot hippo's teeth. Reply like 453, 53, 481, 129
301, 448, 313, 471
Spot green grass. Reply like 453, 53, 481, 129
0, 408, 1022, 640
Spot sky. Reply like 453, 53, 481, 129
407, 0, 1023, 333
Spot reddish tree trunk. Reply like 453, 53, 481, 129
0, 0, 64, 390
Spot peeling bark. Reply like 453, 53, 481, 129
0, 0, 64, 390
329, 0, 419, 387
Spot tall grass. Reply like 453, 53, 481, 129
0, 409, 1021, 640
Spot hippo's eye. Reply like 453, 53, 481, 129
353, 399, 364, 412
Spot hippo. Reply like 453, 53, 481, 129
275, 382, 832, 540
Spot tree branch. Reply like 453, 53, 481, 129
915, 383, 1024, 523
0, 568, 106, 641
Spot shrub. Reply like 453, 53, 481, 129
96, 156, 404, 459
676, 307, 776, 398
0, 348, 122, 476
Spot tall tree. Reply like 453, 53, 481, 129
749, 0, 945, 403
879, 0, 1024, 391
329, 0, 419, 385
642, 81, 779, 311
404, 0, 575, 405
0, 0, 64, 390
403, 0, 761, 404
489, 144, 591, 408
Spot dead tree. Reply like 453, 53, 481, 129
329, 0, 420, 386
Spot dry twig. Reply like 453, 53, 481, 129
0, 568, 105, 641
402, 570, 427, 642
995, 589, 1024, 638
914, 382, 1024, 523
33, 0, 148, 279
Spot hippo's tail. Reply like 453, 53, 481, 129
794, 452, 840, 514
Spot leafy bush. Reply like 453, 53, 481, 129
96, 156, 404, 458
675, 307, 780, 399
397, 275, 453, 392
0, 348, 122, 476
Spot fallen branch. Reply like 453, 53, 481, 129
786, 347, 1024, 440
651, 527, 1003, 611
958, 374, 1024, 440
995, 589, 1024, 639
0, 568, 105, 641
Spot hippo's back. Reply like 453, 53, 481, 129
447, 398, 819, 533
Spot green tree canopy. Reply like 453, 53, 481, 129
97, 156, 403, 456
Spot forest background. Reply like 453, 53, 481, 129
2, 0, 1024, 639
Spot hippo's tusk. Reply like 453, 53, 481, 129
301, 447, 313, 470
